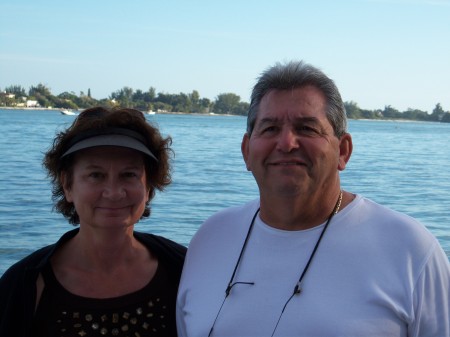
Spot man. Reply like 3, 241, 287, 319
176, 61, 450, 337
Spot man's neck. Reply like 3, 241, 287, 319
258, 190, 344, 230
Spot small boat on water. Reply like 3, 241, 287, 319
145, 110, 156, 115
60, 109, 77, 115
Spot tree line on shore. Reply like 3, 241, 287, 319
0, 84, 248, 116
1, 83, 449, 122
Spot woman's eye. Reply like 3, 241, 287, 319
89, 172, 104, 179
123, 172, 137, 178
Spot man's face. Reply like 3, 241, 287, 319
242, 86, 348, 200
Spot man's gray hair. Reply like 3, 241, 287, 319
247, 61, 347, 137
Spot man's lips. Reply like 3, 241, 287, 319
269, 159, 307, 166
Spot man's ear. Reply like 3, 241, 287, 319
241, 133, 251, 171
338, 133, 353, 171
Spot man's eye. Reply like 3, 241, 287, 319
297, 125, 320, 134
262, 126, 278, 133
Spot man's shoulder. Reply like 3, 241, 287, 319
355, 195, 424, 227
205, 199, 260, 223
351, 195, 441, 252
190, 199, 260, 240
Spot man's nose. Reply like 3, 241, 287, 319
276, 128, 299, 152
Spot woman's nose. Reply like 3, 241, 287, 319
102, 179, 126, 199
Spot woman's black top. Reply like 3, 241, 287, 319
0, 229, 186, 337
33, 260, 176, 337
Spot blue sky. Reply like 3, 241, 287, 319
1, 0, 449, 112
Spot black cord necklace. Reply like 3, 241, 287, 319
271, 190, 343, 336
208, 191, 343, 337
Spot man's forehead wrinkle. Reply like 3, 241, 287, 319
258, 116, 320, 124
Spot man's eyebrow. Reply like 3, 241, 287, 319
257, 116, 321, 125
295, 116, 321, 124
258, 117, 278, 125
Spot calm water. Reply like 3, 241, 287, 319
0, 109, 449, 275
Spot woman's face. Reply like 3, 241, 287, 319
62, 146, 149, 230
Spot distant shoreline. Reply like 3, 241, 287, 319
0, 107, 439, 123
0, 107, 63, 111
0, 108, 447, 123
0, 107, 241, 117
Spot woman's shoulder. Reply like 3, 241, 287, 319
134, 232, 187, 260
134, 232, 187, 283
0, 243, 53, 292
0, 229, 78, 285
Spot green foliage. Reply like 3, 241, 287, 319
344, 101, 362, 119
382, 105, 401, 119
1, 83, 449, 122
29, 83, 52, 98
431, 103, 445, 121
5, 85, 27, 97
360, 109, 381, 119
403, 108, 429, 121
213, 93, 242, 115
441, 112, 450, 123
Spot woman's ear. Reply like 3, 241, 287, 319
147, 187, 152, 202
338, 133, 353, 171
60, 171, 73, 202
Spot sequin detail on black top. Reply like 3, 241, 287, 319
32, 262, 177, 337
54, 298, 167, 336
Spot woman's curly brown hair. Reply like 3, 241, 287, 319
43, 106, 173, 225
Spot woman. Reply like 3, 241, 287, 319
0, 107, 186, 337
